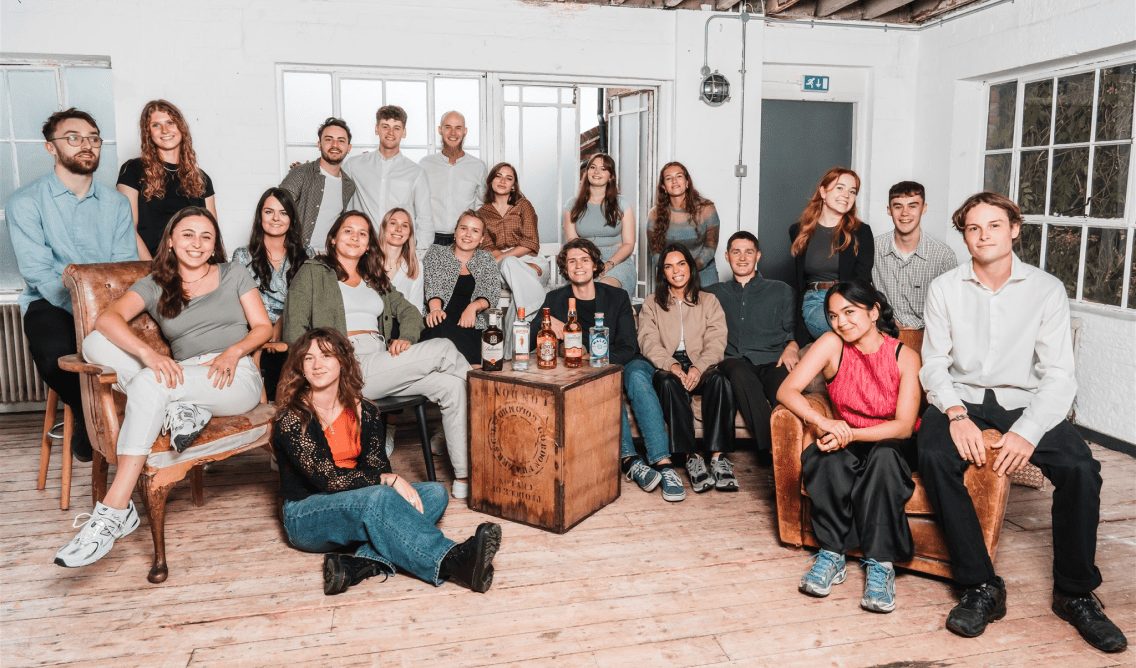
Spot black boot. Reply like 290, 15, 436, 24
440, 522, 502, 593
1053, 588, 1128, 653
946, 576, 1006, 637
71, 417, 93, 463
323, 553, 388, 596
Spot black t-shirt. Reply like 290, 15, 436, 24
574, 298, 597, 331
117, 158, 215, 256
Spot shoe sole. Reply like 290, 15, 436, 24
324, 554, 349, 595
689, 477, 714, 493
470, 523, 502, 593
172, 426, 206, 453
1052, 602, 1129, 653
861, 597, 896, 613
53, 510, 140, 568
715, 479, 739, 491
799, 567, 847, 597
946, 603, 1007, 638
627, 472, 662, 493
661, 489, 686, 502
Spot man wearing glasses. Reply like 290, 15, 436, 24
9, 108, 138, 463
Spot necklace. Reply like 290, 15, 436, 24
163, 162, 178, 173
313, 399, 341, 433
182, 265, 211, 285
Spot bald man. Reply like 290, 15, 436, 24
419, 111, 488, 246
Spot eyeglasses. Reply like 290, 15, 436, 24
50, 134, 103, 147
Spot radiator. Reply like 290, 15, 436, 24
0, 302, 47, 404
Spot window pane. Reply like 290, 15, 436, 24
504, 105, 519, 167
286, 145, 321, 170
63, 68, 115, 141
1044, 224, 1081, 297
400, 147, 427, 163
9, 69, 58, 140
434, 78, 481, 147
1018, 149, 1048, 215
1082, 227, 1127, 306
580, 87, 600, 134
1016, 222, 1042, 266
282, 72, 332, 144
983, 153, 1012, 196
92, 143, 117, 190
1129, 252, 1136, 309
985, 81, 1016, 150
0, 218, 25, 291
1090, 144, 1130, 219
1021, 79, 1052, 147
1049, 147, 1089, 216
385, 81, 427, 146
1096, 63, 1135, 142
340, 79, 383, 148
504, 86, 519, 103
522, 87, 559, 104
1054, 72, 1094, 144
15, 142, 55, 185
0, 143, 15, 207
0, 73, 10, 141
522, 106, 560, 244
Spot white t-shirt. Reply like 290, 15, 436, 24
338, 280, 384, 332
310, 167, 343, 251
390, 263, 424, 314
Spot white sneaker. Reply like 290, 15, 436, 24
55, 501, 140, 568
452, 480, 469, 499
163, 402, 211, 453
385, 423, 396, 458
430, 429, 446, 456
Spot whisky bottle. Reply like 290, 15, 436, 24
536, 308, 557, 369
481, 308, 504, 371
512, 307, 530, 371
564, 298, 584, 368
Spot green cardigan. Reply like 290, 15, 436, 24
281, 259, 424, 345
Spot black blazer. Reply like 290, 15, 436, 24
789, 221, 875, 345
533, 282, 639, 366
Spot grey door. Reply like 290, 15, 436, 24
758, 99, 853, 287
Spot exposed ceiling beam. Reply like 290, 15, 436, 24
913, 0, 984, 22
664, 0, 684, 6
715, 0, 745, 10
861, 0, 911, 19
814, 0, 860, 17
910, 0, 942, 17
766, 0, 808, 11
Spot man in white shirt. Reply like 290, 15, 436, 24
280, 117, 356, 248
419, 111, 487, 246
918, 192, 1125, 653
343, 105, 434, 250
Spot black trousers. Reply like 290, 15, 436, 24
652, 366, 736, 454
433, 232, 455, 246
917, 390, 1103, 593
801, 438, 916, 562
716, 357, 789, 453
23, 300, 91, 456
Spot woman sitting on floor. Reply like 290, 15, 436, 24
776, 280, 920, 613
282, 211, 473, 499
56, 206, 272, 568
273, 327, 501, 595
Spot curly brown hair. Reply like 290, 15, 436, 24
556, 237, 604, 281
790, 167, 863, 258
151, 206, 226, 320
275, 328, 365, 431
319, 210, 391, 294
649, 162, 711, 256
137, 100, 207, 201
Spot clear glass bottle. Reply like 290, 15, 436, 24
481, 308, 504, 371
589, 312, 609, 367
512, 307, 530, 371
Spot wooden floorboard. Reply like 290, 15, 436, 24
1, 410, 1133, 667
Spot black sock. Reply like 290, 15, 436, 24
621, 456, 642, 475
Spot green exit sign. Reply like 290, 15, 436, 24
802, 75, 830, 92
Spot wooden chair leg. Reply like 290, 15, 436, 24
60, 406, 73, 510
414, 404, 437, 482
37, 389, 59, 491
141, 475, 177, 584
190, 465, 205, 507
91, 451, 109, 506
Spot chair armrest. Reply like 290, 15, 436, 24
965, 430, 1014, 560
57, 353, 117, 384
770, 392, 834, 547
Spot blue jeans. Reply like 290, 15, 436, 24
622, 358, 672, 465
283, 481, 455, 585
802, 289, 832, 340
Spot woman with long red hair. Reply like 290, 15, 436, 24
789, 167, 874, 344
118, 100, 217, 260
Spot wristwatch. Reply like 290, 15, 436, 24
950, 413, 970, 423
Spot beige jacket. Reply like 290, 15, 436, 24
637, 291, 728, 374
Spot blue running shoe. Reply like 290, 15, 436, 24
799, 549, 846, 597
861, 559, 896, 612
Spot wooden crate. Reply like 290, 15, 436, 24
468, 361, 622, 533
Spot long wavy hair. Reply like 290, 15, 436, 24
137, 100, 207, 201
790, 167, 863, 258
653, 243, 702, 311
320, 210, 390, 294
824, 280, 899, 339
570, 153, 621, 228
649, 162, 711, 256
483, 162, 524, 206
246, 188, 307, 291
151, 206, 226, 319
275, 327, 366, 431
378, 207, 419, 280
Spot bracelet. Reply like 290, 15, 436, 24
429, 309, 443, 315
950, 413, 970, 423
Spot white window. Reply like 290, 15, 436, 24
0, 57, 117, 294
983, 60, 1135, 310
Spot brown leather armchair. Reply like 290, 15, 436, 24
58, 261, 283, 583
769, 329, 1012, 578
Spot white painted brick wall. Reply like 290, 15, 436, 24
1072, 308, 1136, 442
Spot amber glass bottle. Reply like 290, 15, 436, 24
564, 297, 584, 368
536, 308, 557, 369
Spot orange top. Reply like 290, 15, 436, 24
325, 409, 361, 469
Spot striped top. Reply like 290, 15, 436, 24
827, 334, 919, 431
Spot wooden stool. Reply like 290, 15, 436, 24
373, 395, 436, 482
37, 388, 74, 510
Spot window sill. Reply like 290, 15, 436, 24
1069, 300, 1136, 322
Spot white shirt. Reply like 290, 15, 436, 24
309, 166, 343, 251
390, 263, 424, 314
343, 150, 434, 250
338, 280, 385, 332
419, 152, 488, 238
920, 254, 1077, 447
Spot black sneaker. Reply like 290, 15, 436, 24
441, 522, 502, 593
70, 422, 93, 463
946, 576, 1006, 638
1052, 588, 1128, 653
323, 553, 389, 595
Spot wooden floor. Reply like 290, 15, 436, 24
1, 410, 1133, 668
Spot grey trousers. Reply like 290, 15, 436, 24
498, 255, 549, 359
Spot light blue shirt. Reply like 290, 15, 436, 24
8, 171, 138, 314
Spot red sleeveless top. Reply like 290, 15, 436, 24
826, 334, 919, 431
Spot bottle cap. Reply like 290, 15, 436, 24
518, 307, 525, 319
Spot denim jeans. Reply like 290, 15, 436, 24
283, 481, 455, 585
622, 358, 672, 465
802, 289, 832, 340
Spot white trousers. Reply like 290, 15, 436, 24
498, 255, 549, 358
350, 334, 472, 478
82, 331, 264, 457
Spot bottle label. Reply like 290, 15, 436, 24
514, 326, 529, 354
564, 333, 583, 351
482, 341, 504, 363
590, 334, 608, 357
539, 339, 556, 360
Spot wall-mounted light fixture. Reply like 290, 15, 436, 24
699, 68, 731, 107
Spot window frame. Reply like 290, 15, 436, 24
982, 55, 1136, 311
